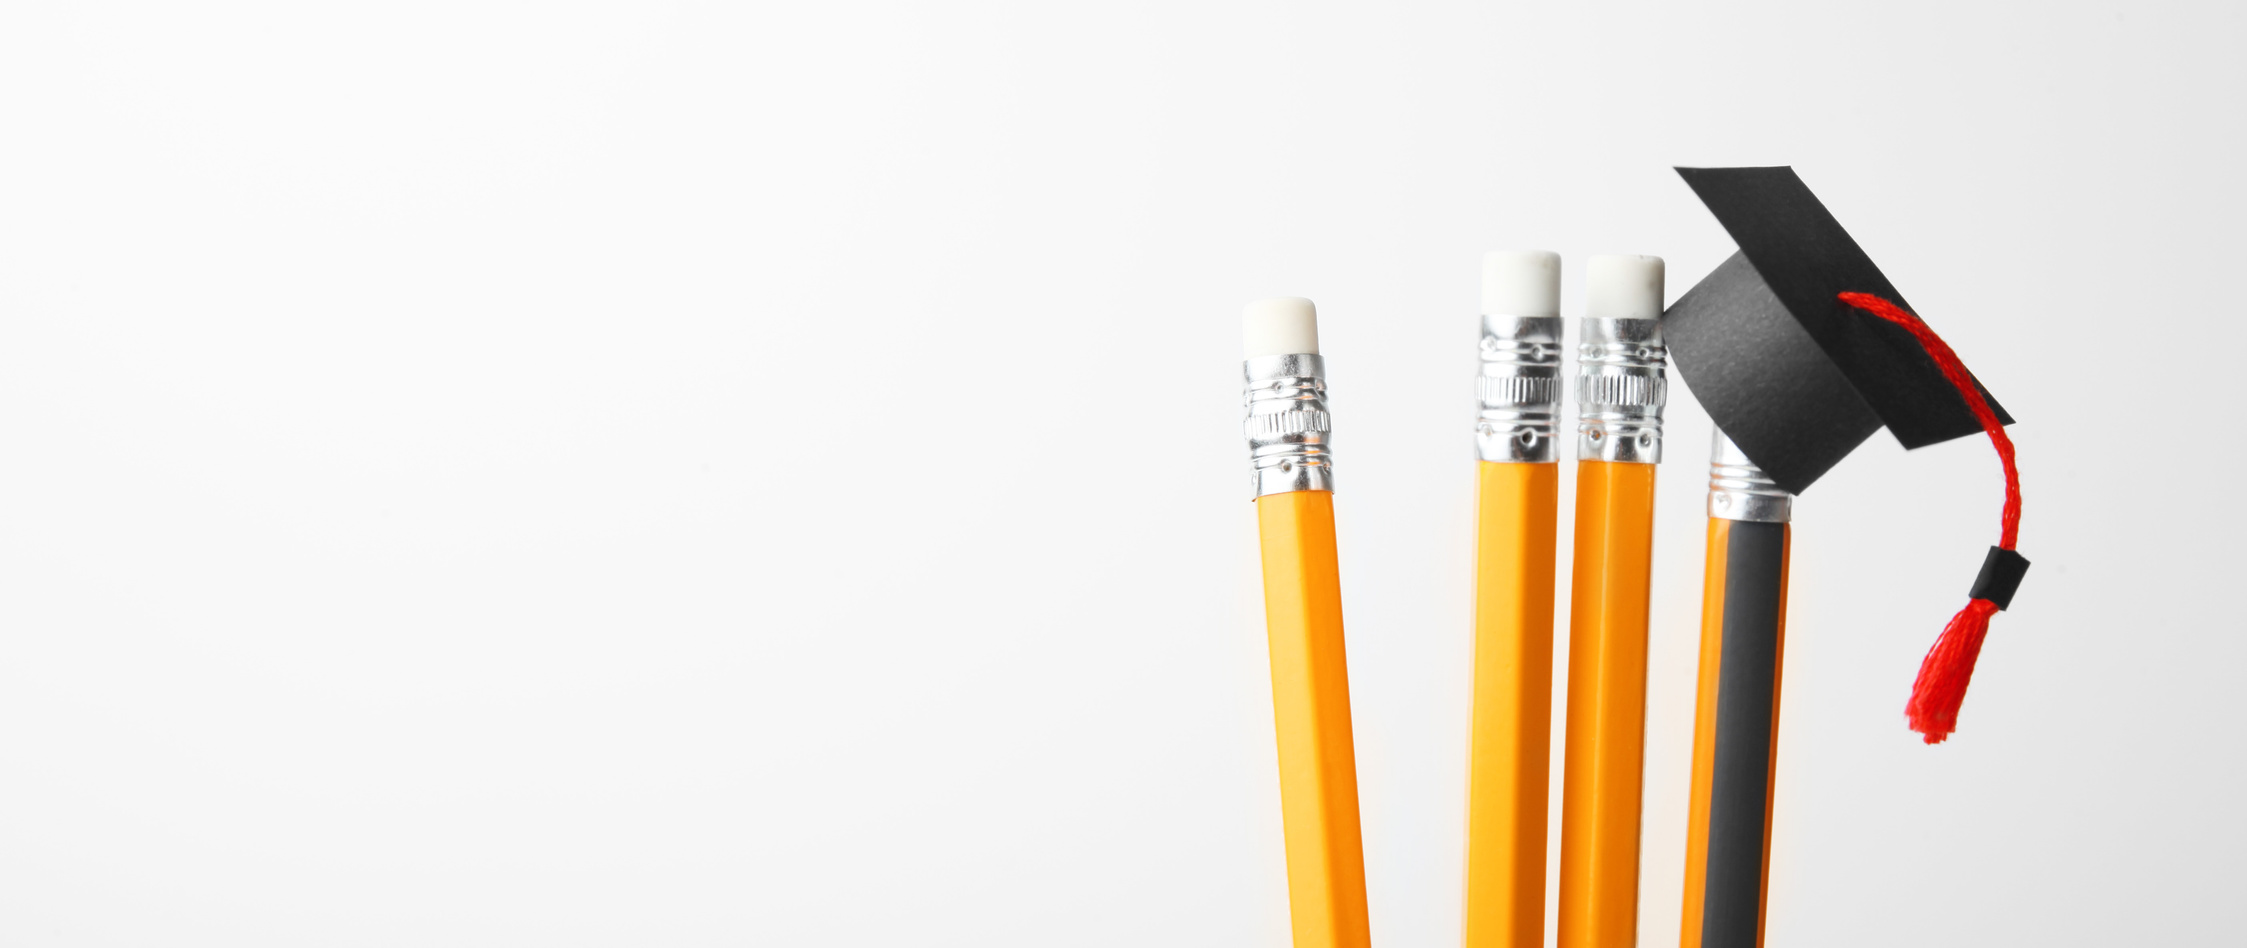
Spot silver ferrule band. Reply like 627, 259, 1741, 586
1708, 428, 1792, 523
1576, 317, 1667, 463
1243, 353, 1333, 497
1476, 315, 1563, 463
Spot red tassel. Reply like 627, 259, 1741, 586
1902, 598, 1998, 743
1836, 292, 2021, 744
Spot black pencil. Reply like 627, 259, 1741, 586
1678, 429, 1793, 948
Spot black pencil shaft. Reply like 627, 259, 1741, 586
1689, 520, 1788, 948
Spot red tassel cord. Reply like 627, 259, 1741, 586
1836, 292, 2020, 744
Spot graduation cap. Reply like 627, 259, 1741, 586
1662, 166, 2027, 744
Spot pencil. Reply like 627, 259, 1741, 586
1678, 429, 1793, 948
1463, 252, 1563, 948
1242, 297, 1370, 948
1555, 255, 1667, 948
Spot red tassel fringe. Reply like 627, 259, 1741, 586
1837, 292, 2021, 744
1902, 598, 1998, 743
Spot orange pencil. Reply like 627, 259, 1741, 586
1555, 255, 1667, 948
1242, 297, 1371, 948
1462, 251, 1563, 948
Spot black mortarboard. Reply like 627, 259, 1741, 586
1663, 166, 2028, 744
1662, 166, 2012, 496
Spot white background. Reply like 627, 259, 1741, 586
1, 1, 2240, 945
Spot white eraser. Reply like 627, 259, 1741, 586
1585, 254, 1664, 319
1242, 297, 1319, 358
1482, 250, 1561, 317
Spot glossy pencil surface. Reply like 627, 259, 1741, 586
1680, 519, 1790, 948
1256, 489, 1371, 948
1557, 460, 1659, 948
1464, 461, 1559, 948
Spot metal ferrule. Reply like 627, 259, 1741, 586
1707, 428, 1792, 523
1243, 353, 1334, 497
1476, 315, 1564, 463
1575, 317, 1667, 463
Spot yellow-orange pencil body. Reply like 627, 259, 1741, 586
1259, 490, 1369, 948
1242, 298, 1370, 948
1679, 431, 1794, 948
1466, 463, 1558, 946
1556, 255, 1667, 948
1557, 459, 1657, 947
1463, 252, 1564, 948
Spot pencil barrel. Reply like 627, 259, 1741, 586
1256, 489, 1372, 948
1556, 459, 1659, 948
1464, 461, 1560, 947
1679, 518, 1790, 948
